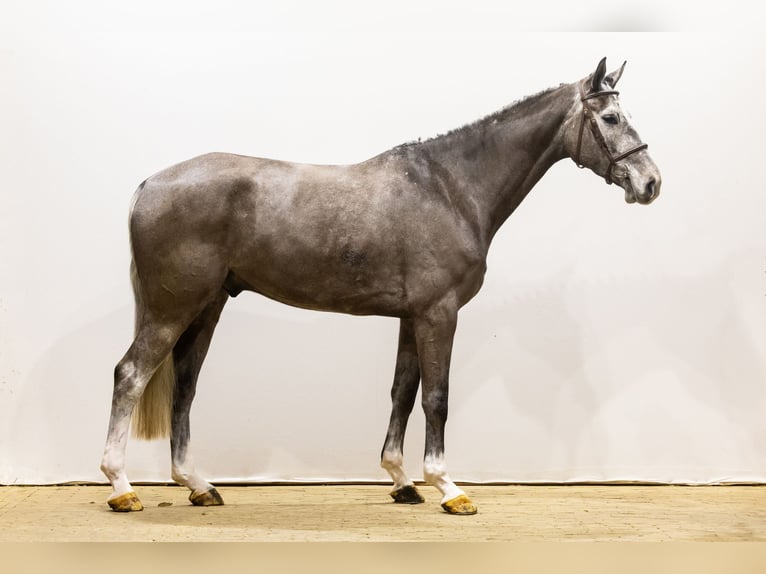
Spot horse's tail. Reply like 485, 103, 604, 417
130, 259, 175, 440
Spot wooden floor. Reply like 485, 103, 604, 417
2, 484, 766, 542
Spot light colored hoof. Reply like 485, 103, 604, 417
189, 487, 224, 507
441, 494, 478, 515
390, 484, 425, 504
107, 491, 144, 512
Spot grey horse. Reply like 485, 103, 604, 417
100, 58, 661, 514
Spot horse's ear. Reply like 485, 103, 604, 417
604, 60, 627, 88
590, 57, 607, 92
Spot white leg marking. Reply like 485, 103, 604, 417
172, 455, 214, 494
100, 426, 134, 499
423, 454, 464, 504
101, 360, 141, 500
381, 450, 414, 490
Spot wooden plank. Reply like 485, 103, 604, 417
1, 485, 765, 542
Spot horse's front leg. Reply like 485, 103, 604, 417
380, 318, 425, 504
413, 301, 477, 515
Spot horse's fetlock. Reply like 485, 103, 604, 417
171, 469, 189, 484
380, 451, 403, 470
423, 457, 446, 483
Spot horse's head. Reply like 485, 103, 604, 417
564, 57, 661, 205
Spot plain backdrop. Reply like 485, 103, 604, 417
1, 1, 765, 485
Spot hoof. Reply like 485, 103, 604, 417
441, 494, 478, 515
189, 487, 224, 507
108, 491, 143, 512
390, 484, 425, 504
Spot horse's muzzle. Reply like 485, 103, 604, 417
636, 175, 661, 205
625, 171, 661, 205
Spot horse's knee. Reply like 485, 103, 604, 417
421, 390, 448, 426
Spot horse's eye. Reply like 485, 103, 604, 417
603, 114, 620, 125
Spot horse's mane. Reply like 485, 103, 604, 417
394, 83, 567, 151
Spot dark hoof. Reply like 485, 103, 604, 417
189, 487, 224, 507
107, 491, 143, 512
390, 484, 425, 504
441, 494, 478, 515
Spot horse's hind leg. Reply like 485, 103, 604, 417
101, 249, 227, 511
100, 320, 189, 511
380, 319, 425, 504
170, 289, 228, 506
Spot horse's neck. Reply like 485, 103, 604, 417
417, 83, 575, 249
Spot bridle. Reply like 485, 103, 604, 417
574, 80, 648, 185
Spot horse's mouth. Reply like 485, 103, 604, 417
624, 183, 657, 205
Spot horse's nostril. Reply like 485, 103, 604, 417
645, 178, 656, 197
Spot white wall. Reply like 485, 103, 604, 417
2, 2, 765, 485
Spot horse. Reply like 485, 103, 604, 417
100, 57, 661, 515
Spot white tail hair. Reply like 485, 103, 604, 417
129, 261, 175, 440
